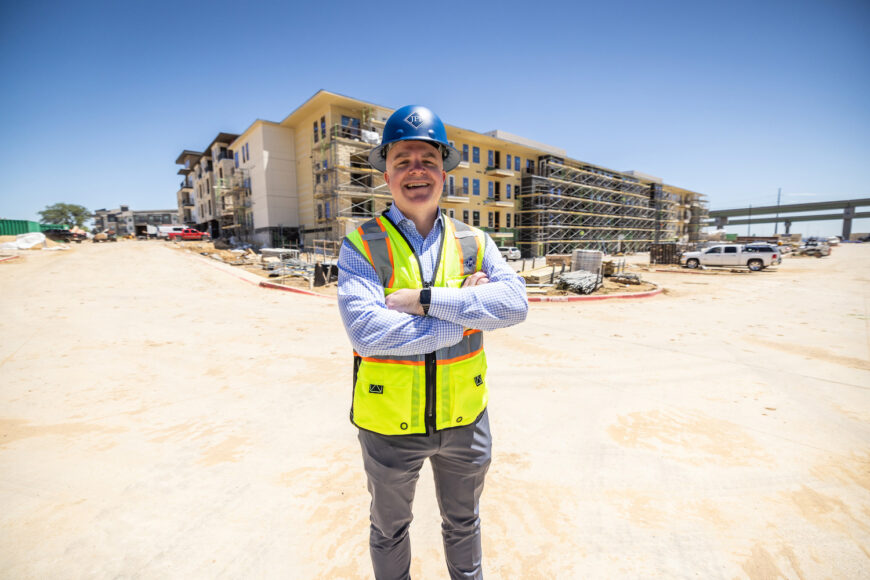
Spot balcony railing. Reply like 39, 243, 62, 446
480, 227, 516, 238
484, 166, 515, 178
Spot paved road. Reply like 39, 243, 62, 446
1, 241, 868, 578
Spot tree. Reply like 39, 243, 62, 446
38, 203, 91, 228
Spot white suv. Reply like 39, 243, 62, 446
499, 246, 521, 261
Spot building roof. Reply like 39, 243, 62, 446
202, 132, 240, 154
175, 150, 203, 165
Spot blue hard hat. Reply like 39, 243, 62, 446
368, 105, 461, 173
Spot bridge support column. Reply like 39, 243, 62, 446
714, 217, 728, 229
843, 206, 854, 240
784, 221, 791, 235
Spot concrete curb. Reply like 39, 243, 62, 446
0, 255, 21, 263
528, 285, 662, 302
259, 280, 334, 299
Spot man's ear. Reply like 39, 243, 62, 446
384, 171, 391, 185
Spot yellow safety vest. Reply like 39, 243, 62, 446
345, 213, 488, 435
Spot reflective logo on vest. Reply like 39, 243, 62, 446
405, 113, 423, 128
474, 375, 483, 386
369, 384, 384, 394
464, 256, 475, 272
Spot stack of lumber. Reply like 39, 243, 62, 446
520, 266, 563, 285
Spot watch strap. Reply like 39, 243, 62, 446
420, 287, 431, 316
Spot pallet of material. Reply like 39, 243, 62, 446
520, 266, 565, 285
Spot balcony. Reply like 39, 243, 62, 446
480, 227, 516, 239
484, 196, 515, 208
442, 186, 470, 204
484, 166, 515, 178
179, 179, 193, 190
457, 160, 470, 169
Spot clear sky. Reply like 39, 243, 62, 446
2, 0, 868, 238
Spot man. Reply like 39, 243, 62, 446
337, 105, 528, 579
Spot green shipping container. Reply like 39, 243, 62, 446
0, 220, 67, 236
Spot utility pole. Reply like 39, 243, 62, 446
774, 188, 782, 235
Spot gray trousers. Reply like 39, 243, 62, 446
357, 410, 492, 580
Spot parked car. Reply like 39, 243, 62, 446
43, 228, 86, 244
800, 240, 831, 257
680, 244, 778, 271
498, 246, 521, 261
744, 243, 782, 265
168, 228, 211, 242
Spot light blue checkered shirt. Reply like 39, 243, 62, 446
337, 204, 528, 356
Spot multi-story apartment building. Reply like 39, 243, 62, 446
175, 90, 708, 254
175, 150, 199, 225
93, 206, 180, 236
174, 133, 239, 237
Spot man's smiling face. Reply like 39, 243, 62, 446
384, 140, 446, 218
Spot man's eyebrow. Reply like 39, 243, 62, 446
392, 149, 439, 159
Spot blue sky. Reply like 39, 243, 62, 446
2, 0, 868, 238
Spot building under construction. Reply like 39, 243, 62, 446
176, 91, 708, 255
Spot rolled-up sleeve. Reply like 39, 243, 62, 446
337, 241, 464, 356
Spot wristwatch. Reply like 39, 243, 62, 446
420, 287, 431, 316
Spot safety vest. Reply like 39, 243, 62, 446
345, 213, 488, 435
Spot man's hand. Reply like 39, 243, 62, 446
462, 272, 490, 287
385, 289, 423, 315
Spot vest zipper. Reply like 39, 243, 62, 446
382, 212, 446, 433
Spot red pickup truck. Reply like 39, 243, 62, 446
168, 228, 211, 241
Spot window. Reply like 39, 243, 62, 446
706, 247, 722, 254
323, 160, 328, 183
472, 211, 480, 227
325, 201, 330, 218
506, 184, 511, 199
488, 212, 494, 227
463, 210, 469, 223
341, 115, 361, 138
506, 213, 511, 228
488, 181, 493, 198
515, 156, 520, 171
506, 154, 511, 169
723, 246, 738, 253
462, 177, 468, 194
245, 143, 250, 162
472, 147, 480, 163
473, 179, 480, 196
317, 204, 323, 219
313, 121, 319, 143
234, 152, 239, 168
487, 150, 493, 167
321, 116, 326, 139
448, 175, 454, 196
462, 144, 469, 162
448, 209, 455, 218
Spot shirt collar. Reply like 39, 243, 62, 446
386, 204, 443, 233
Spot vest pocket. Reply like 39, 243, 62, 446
353, 360, 425, 435
437, 352, 488, 430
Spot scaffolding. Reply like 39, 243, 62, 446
517, 157, 679, 255
214, 168, 254, 241
307, 111, 391, 252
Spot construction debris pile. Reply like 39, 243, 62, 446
520, 248, 650, 296
555, 271, 600, 294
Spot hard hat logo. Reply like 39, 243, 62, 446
368, 104, 461, 173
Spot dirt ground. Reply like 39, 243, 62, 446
1, 241, 868, 579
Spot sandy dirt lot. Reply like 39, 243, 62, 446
1, 241, 868, 579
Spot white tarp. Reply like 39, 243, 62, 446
2, 232, 47, 250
